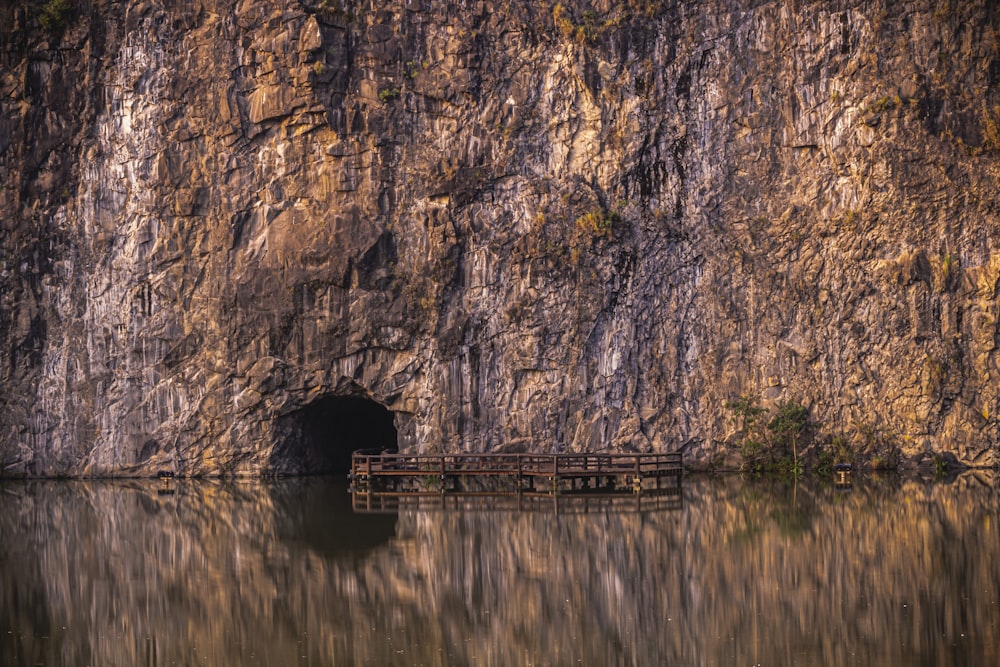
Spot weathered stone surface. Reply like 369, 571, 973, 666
1, 0, 999, 475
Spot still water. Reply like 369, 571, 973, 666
1, 473, 997, 666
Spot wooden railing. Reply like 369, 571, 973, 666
350, 450, 682, 494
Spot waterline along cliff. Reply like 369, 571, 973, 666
1, 0, 999, 476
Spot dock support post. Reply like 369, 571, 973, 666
552, 455, 559, 494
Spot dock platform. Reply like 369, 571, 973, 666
349, 450, 683, 494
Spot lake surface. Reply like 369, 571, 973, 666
1, 472, 997, 666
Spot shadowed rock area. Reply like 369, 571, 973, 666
1, 0, 1000, 475
270, 395, 397, 474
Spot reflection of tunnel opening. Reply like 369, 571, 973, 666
272, 395, 397, 475
273, 477, 398, 559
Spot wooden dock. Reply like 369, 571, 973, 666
349, 450, 683, 494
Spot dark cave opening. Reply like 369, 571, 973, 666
272, 395, 398, 475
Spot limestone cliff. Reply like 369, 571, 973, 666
2, 0, 1000, 476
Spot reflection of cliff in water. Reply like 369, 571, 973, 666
1, 474, 998, 666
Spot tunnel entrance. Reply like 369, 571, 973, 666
271, 395, 398, 475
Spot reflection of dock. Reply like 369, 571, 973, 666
351, 487, 683, 514
349, 451, 683, 494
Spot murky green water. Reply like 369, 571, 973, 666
1, 472, 997, 666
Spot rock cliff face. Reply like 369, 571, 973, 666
1, 0, 999, 476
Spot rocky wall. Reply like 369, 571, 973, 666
1, 0, 999, 475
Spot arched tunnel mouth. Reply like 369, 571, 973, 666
271, 395, 398, 475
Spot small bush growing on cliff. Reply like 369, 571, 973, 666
552, 3, 621, 43
724, 394, 768, 470
552, 4, 596, 42
982, 103, 1000, 152
867, 95, 897, 113
942, 253, 954, 279
575, 208, 618, 237
38, 0, 75, 32
933, 1, 952, 22
831, 435, 854, 462
851, 420, 900, 470
841, 209, 860, 232
932, 453, 949, 479
378, 87, 400, 103
317, 0, 348, 22
767, 400, 810, 477
725, 395, 812, 476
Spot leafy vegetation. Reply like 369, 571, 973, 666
982, 103, 1000, 152
815, 435, 856, 476
840, 209, 860, 232
378, 87, 400, 103
767, 400, 810, 477
866, 94, 902, 113
724, 394, 768, 467
831, 435, 854, 462
932, 453, 949, 479
726, 396, 909, 478
317, 0, 349, 22
575, 208, 618, 237
933, 1, 952, 22
851, 420, 900, 470
725, 394, 812, 477
38, 0, 75, 32
942, 253, 954, 279
551, 3, 625, 43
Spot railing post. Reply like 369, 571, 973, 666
552, 455, 559, 494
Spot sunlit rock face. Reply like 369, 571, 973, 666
1, 0, 999, 475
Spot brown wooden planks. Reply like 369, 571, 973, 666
350, 450, 683, 494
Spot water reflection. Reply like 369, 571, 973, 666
1, 473, 997, 666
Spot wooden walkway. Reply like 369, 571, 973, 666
349, 450, 683, 494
